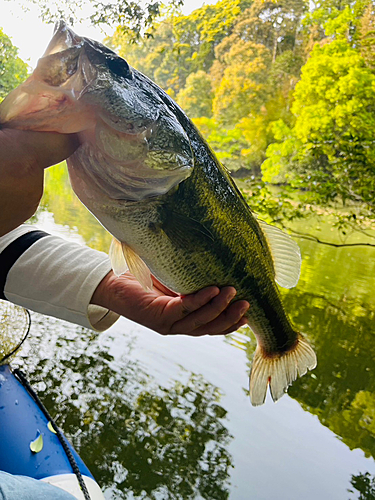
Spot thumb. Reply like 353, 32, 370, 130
1, 129, 79, 170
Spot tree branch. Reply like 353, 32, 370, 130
284, 227, 375, 248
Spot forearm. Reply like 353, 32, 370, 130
0, 129, 79, 237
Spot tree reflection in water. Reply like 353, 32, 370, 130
31, 160, 375, 496
12, 316, 233, 499
232, 291, 375, 448
228, 289, 375, 499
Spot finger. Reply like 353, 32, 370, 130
186, 300, 250, 337
159, 286, 221, 330
178, 286, 222, 316
1, 129, 79, 171
171, 287, 243, 334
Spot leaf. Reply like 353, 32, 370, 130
30, 430, 44, 453
48, 421, 57, 434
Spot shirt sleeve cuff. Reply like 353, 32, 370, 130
1, 225, 119, 331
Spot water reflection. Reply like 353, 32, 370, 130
31, 162, 375, 496
38, 163, 111, 251
13, 316, 233, 499
284, 290, 375, 455
227, 269, 375, 462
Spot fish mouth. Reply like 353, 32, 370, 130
0, 22, 156, 134
0, 76, 96, 134
0, 20, 195, 196
44, 20, 83, 57
0, 22, 93, 132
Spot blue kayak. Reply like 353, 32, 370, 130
0, 364, 104, 499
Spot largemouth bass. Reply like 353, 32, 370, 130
0, 22, 316, 405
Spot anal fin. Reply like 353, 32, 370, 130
249, 333, 317, 406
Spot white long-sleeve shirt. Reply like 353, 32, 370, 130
0, 225, 119, 331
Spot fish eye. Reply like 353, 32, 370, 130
106, 56, 132, 80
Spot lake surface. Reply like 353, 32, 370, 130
8, 164, 375, 499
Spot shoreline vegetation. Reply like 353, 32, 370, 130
1, 0, 375, 241
108, 0, 375, 238
2, 3, 375, 494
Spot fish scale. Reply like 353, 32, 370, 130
0, 21, 316, 405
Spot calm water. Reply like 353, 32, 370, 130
9, 164, 375, 499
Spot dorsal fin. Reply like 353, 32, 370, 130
109, 237, 129, 276
121, 242, 153, 291
257, 220, 301, 289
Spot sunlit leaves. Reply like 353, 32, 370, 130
0, 29, 28, 102
176, 70, 213, 118
110, 0, 251, 94
212, 41, 271, 125
263, 2, 375, 222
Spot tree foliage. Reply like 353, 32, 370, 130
24, 0, 184, 38
264, 1, 375, 221
5, 0, 375, 227
176, 70, 213, 118
0, 29, 28, 102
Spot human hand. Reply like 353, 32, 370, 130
91, 271, 250, 336
0, 128, 78, 236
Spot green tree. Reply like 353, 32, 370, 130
360, 3, 375, 69
0, 28, 28, 101
176, 70, 213, 118
263, 2, 375, 217
108, 0, 307, 175
349, 472, 375, 499
193, 117, 247, 172
232, 0, 307, 61
206, 0, 306, 170
110, 0, 251, 95
212, 40, 271, 125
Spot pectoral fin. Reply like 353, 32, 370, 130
121, 243, 153, 291
109, 237, 153, 291
258, 220, 301, 288
109, 237, 129, 276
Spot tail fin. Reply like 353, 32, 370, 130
249, 333, 317, 406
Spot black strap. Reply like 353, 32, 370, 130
0, 230, 49, 300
